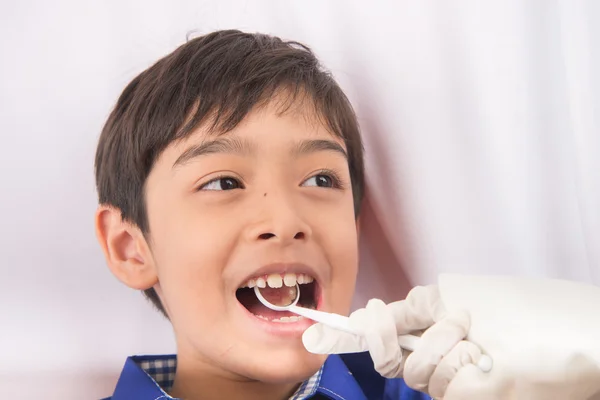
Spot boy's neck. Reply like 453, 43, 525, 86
170, 352, 300, 400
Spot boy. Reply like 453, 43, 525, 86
95, 30, 473, 400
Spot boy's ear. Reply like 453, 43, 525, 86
95, 205, 158, 290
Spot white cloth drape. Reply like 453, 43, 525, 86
352, 0, 600, 305
1, 1, 598, 398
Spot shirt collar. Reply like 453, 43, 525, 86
111, 354, 357, 400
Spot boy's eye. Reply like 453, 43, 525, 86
199, 177, 243, 191
301, 174, 337, 188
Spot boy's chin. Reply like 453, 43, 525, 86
240, 351, 328, 384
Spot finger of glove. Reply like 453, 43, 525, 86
442, 364, 490, 400
302, 323, 368, 354
350, 299, 404, 378
402, 310, 470, 392
428, 340, 483, 400
388, 285, 447, 334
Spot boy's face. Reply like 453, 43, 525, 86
143, 100, 359, 383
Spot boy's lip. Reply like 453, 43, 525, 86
235, 262, 324, 289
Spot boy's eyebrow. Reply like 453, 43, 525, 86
293, 139, 348, 160
173, 137, 254, 168
173, 137, 347, 168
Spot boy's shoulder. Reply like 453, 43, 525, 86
103, 352, 428, 400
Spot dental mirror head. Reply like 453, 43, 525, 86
254, 283, 300, 311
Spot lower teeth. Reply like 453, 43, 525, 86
256, 315, 303, 323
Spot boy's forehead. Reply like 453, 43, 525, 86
163, 102, 347, 165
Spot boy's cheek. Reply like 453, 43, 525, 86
331, 273, 359, 316
153, 256, 229, 325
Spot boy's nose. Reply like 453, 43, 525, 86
245, 203, 312, 245
257, 231, 305, 241
249, 222, 311, 245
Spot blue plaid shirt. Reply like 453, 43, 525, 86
103, 353, 429, 400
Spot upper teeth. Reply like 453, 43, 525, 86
242, 273, 314, 289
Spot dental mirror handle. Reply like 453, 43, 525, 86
289, 305, 423, 351
289, 305, 493, 372
288, 305, 357, 334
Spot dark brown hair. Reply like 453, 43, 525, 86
95, 30, 365, 317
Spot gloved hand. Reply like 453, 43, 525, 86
302, 285, 488, 399
438, 274, 600, 400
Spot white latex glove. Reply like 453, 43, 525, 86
302, 285, 487, 399
438, 274, 600, 400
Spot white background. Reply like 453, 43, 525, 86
1, 1, 598, 398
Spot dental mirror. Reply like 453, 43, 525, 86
254, 283, 356, 334
253, 284, 493, 372
253, 282, 299, 310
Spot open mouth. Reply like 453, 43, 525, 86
236, 273, 318, 322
